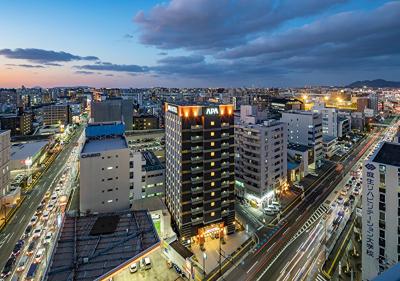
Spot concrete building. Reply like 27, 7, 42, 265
80, 122, 130, 214
235, 120, 287, 206
313, 106, 338, 138
0, 130, 10, 199
357, 97, 370, 113
10, 140, 48, 171
0, 111, 33, 136
129, 150, 165, 201
322, 135, 337, 159
338, 116, 351, 138
165, 102, 235, 243
362, 142, 400, 280
91, 98, 133, 132
280, 110, 323, 169
42, 104, 72, 125
132, 114, 159, 130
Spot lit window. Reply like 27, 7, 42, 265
107, 166, 113, 170
211, 202, 215, 207
211, 152, 215, 157
211, 121, 215, 126
107, 200, 113, 203
211, 142, 215, 147
211, 212, 215, 217
211, 132, 215, 136
211, 172, 215, 177
211, 162, 215, 167
211, 192, 215, 196
211, 182, 215, 186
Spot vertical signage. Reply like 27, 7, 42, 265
365, 163, 376, 258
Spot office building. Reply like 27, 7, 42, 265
313, 106, 338, 138
0, 130, 11, 199
362, 142, 400, 280
280, 110, 323, 169
322, 135, 337, 159
337, 116, 351, 138
357, 97, 370, 113
91, 98, 133, 131
132, 114, 159, 130
80, 122, 130, 214
0, 111, 33, 136
369, 93, 379, 115
235, 120, 287, 206
42, 104, 72, 125
165, 102, 235, 243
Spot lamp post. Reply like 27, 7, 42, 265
202, 252, 207, 280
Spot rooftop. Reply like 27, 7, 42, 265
373, 142, 400, 167
85, 122, 125, 138
11, 140, 48, 160
82, 136, 128, 154
323, 135, 337, 143
142, 150, 164, 171
170, 240, 193, 259
168, 101, 232, 107
288, 143, 311, 152
46, 210, 159, 281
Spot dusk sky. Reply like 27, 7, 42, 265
0, 0, 399, 88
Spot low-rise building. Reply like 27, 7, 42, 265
322, 135, 337, 159
132, 114, 159, 130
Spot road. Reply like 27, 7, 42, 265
0, 126, 84, 271
221, 129, 383, 281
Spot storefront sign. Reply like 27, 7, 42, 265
205, 107, 219, 115
167, 105, 178, 114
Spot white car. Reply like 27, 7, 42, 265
140, 257, 152, 270
32, 227, 42, 239
34, 248, 45, 263
47, 204, 55, 211
264, 208, 276, 216
129, 262, 138, 273
271, 201, 282, 209
42, 211, 50, 221
267, 205, 280, 212
29, 216, 38, 226
43, 232, 53, 244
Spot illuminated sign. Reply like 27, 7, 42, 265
167, 105, 178, 114
365, 163, 375, 258
205, 107, 219, 115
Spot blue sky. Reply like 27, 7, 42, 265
0, 0, 399, 87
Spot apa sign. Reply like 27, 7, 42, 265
167, 105, 178, 114
205, 107, 219, 115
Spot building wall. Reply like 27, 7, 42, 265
80, 147, 130, 214
42, 105, 71, 125
0, 131, 10, 198
362, 146, 400, 280
91, 99, 133, 131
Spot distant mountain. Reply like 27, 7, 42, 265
347, 79, 400, 88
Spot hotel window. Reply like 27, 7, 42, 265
211, 121, 215, 126
211, 152, 215, 157
211, 202, 215, 207
211, 142, 215, 147
211, 162, 215, 167
211, 192, 215, 196
211, 212, 215, 217
211, 132, 215, 136
211, 172, 215, 177
211, 182, 215, 187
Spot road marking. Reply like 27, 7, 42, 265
20, 214, 26, 223
257, 225, 263, 231
246, 261, 258, 274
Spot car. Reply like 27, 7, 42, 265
16, 256, 29, 272
1, 256, 16, 278
23, 225, 33, 239
12, 240, 25, 256
44, 191, 51, 199
51, 194, 57, 201
27, 240, 37, 256
340, 189, 347, 196
32, 227, 42, 239
26, 263, 38, 280
337, 196, 344, 205
140, 257, 152, 270
34, 248, 45, 263
330, 202, 337, 210
345, 184, 352, 191
29, 215, 38, 226
267, 205, 280, 212
271, 201, 282, 209
43, 232, 53, 244
42, 210, 50, 221
47, 204, 55, 211
264, 208, 275, 216
129, 262, 138, 273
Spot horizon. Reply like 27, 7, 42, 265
1, 0, 400, 88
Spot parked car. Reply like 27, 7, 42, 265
34, 248, 45, 263
12, 240, 25, 256
271, 201, 282, 209
140, 257, 152, 270
129, 262, 138, 273
29, 216, 38, 226
336, 196, 344, 205
23, 225, 33, 239
43, 232, 53, 244
1, 256, 16, 278
32, 227, 42, 239
27, 240, 37, 256
16, 256, 29, 272
340, 189, 347, 196
264, 208, 275, 216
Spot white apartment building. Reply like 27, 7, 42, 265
0, 130, 10, 200
80, 122, 130, 214
235, 120, 287, 206
362, 142, 400, 280
280, 110, 323, 169
313, 105, 338, 138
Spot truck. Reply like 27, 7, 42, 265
26, 263, 38, 280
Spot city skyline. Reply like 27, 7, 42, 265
1, 0, 399, 88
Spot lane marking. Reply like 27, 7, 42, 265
246, 261, 259, 274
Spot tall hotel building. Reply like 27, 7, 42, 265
362, 142, 400, 280
165, 103, 235, 243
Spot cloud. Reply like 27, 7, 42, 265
44, 62, 63, 66
134, 0, 347, 51
75, 62, 149, 73
74, 71, 95, 75
104, 73, 114, 77
5, 63, 45, 68
0, 48, 99, 63
158, 52, 168, 56
123, 33, 134, 39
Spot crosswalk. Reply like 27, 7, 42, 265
291, 204, 329, 241
316, 273, 328, 281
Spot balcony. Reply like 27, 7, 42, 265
191, 124, 203, 131
191, 146, 203, 153
221, 171, 230, 178
192, 217, 203, 225
221, 142, 230, 148
221, 122, 230, 128
191, 156, 203, 163
191, 135, 203, 142
191, 196, 203, 204
221, 132, 230, 139
221, 209, 229, 216
221, 200, 230, 207
221, 152, 229, 159
191, 166, 203, 173
191, 176, 203, 184
221, 161, 229, 168
191, 186, 203, 194
221, 190, 229, 197
221, 181, 229, 188
191, 206, 203, 215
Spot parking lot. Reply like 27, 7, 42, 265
113, 248, 185, 281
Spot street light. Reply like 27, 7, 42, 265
202, 252, 207, 280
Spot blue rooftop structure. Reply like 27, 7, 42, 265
373, 262, 400, 281
85, 122, 125, 138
